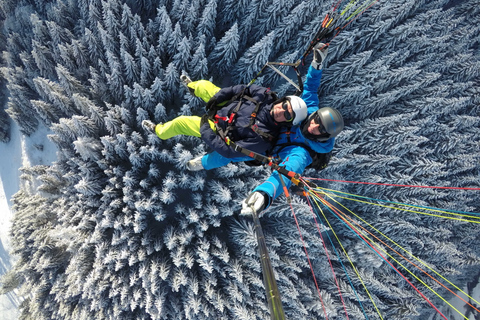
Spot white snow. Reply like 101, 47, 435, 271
447, 284, 480, 320
0, 120, 58, 320
0, 121, 479, 319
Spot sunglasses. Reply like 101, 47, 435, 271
312, 114, 330, 140
281, 101, 295, 122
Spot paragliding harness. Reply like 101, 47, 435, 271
243, 118, 332, 171
202, 87, 280, 144
277, 142, 332, 171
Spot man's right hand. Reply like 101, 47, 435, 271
240, 192, 267, 215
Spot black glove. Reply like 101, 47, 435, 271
205, 96, 218, 111
200, 114, 211, 128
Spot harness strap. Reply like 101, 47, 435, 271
214, 113, 235, 124
208, 88, 277, 142
225, 137, 306, 188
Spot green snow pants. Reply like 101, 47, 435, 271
155, 80, 221, 139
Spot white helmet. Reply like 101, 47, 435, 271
286, 96, 308, 126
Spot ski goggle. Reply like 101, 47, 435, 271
282, 101, 295, 122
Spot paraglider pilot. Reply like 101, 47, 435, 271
240, 44, 344, 215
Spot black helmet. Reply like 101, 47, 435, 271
301, 107, 344, 142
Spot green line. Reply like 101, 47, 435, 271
345, 0, 378, 21
341, 0, 359, 15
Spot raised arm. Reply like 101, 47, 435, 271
302, 66, 323, 114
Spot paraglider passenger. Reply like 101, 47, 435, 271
142, 78, 308, 171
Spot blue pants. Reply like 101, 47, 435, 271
201, 151, 253, 170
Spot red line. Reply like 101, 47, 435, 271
332, 201, 480, 314
306, 196, 350, 319
318, 197, 449, 320
289, 202, 329, 319
306, 178, 480, 191
332, 0, 344, 11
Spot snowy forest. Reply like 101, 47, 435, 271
0, 0, 479, 319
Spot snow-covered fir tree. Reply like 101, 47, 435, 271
0, 0, 479, 319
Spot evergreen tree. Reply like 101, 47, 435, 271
0, 108, 10, 142
208, 23, 239, 79
167, 22, 183, 59
233, 31, 275, 84
189, 36, 209, 80
173, 36, 192, 73
1, 1, 479, 319
196, 0, 217, 53
218, 0, 250, 32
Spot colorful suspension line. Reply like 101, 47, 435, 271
304, 195, 351, 320
320, 190, 480, 319
322, 192, 472, 319
307, 190, 385, 319
278, 174, 331, 319
315, 187, 480, 223
303, 184, 480, 319
315, 0, 381, 55
312, 186, 480, 313
248, 0, 381, 95
306, 177, 480, 191
306, 187, 450, 320
306, 195, 370, 320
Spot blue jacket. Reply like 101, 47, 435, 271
199, 84, 281, 158
253, 66, 335, 206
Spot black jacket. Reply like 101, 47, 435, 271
200, 84, 281, 158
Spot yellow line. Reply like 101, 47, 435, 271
310, 188, 480, 308
314, 188, 480, 224
320, 192, 473, 320
309, 193, 385, 320
341, 0, 359, 16
346, 0, 378, 21
317, 187, 480, 219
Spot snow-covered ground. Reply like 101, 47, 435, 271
449, 285, 480, 320
0, 121, 57, 320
